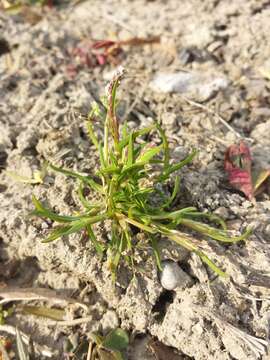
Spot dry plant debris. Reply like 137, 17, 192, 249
67, 36, 160, 76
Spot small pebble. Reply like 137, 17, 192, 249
214, 206, 229, 219
160, 260, 192, 290
101, 310, 119, 333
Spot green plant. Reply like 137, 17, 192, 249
31, 68, 250, 280
0, 305, 13, 325
89, 328, 129, 360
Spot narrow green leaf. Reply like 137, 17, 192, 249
77, 182, 98, 210
109, 233, 124, 283
119, 214, 156, 234
109, 151, 118, 167
50, 164, 103, 194
184, 211, 227, 230
108, 76, 120, 148
137, 145, 162, 163
31, 196, 83, 223
127, 132, 134, 167
22, 306, 65, 321
150, 235, 162, 271
118, 125, 155, 150
180, 218, 251, 243
111, 79, 118, 115
119, 218, 132, 250
162, 176, 180, 208
99, 142, 107, 169
133, 143, 147, 159
42, 214, 107, 243
159, 150, 197, 181
118, 163, 145, 182
86, 225, 105, 255
99, 165, 121, 175
143, 207, 197, 221
156, 122, 170, 169
164, 228, 227, 277
32, 194, 44, 212
42, 224, 74, 243
122, 121, 128, 138
30, 209, 76, 223
195, 250, 227, 277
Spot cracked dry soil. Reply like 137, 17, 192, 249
0, 1, 270, 359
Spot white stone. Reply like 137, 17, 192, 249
150, 71, 229, 102
160, 261, 191, 290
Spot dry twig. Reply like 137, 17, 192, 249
46, 316, 92, 327
181, 95, 253, 141
0, 287, 88, 311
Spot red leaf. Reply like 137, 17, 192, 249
92, 40, 116, 49
224, 141, 254, 200
95, 53, 107, 66
66, 64, 78, 78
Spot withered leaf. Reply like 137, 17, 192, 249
224, 141, 253, 200
224, 142, 270, 200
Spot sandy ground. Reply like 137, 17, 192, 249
0, 0, 270, 359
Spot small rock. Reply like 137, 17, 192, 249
188, 253, 208, 283
214, 207, 229, 219
178, 48, 193, 65
178, 47, 210, 65
161, 112, 177, 131
100, 310, 119, 333
251, 121, 270, 146
183, 25, 212, 48
160, 260, 192, 290
264, 224, 270, 236
150, 71, 229, 102
17, 128, 38, 152
262, 201, 270, 211
192, 322, 204, 336
0, 124, 12, 152
173, 146, 187, 157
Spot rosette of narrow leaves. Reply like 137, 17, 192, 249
31, 68, 251, 280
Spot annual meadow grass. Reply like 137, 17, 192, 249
31, 68, 251, 280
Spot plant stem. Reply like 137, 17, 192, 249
104, 113, 109, 163
117, 213, 156, 233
